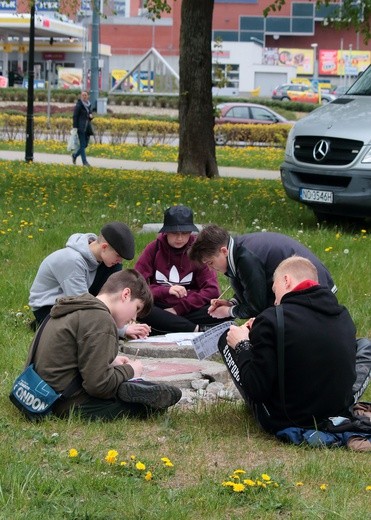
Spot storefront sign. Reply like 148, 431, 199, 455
42, 52, 66, 61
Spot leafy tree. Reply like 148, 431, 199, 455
147, 0, 219, 178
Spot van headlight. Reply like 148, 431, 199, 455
284, 128, 295, 157
361, 147, 371, 163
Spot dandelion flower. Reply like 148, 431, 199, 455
234, 469, 247, 475
243, 479, 256, 487
136, 461, 146, 471
365, 485, 371, 491
144, 471, 153, 481
319, 483, 328, 491
105, 450, 119, 464
261, 473, 271, 481
232, 483, 245, 493
68, 448, 78, 458
296, 481, 304, 487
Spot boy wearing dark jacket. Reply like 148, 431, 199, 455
188, 224, 336, 320
135, 206, 222, 334
220, 256, 359, 433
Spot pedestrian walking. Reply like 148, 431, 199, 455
72, 91, 94, 167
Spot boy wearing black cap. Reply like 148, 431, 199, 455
135, 205, 223, 334
29, 221, 140, 329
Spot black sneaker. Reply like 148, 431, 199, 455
72, 154, 76, 165
118, 380, 182, 410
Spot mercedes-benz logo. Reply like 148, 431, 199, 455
313, 140, 330, 162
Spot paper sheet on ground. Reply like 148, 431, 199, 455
128, 321, 233, 360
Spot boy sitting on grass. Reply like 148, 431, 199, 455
23, 269, 181, 420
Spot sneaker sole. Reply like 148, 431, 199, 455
118, 381, 182, 409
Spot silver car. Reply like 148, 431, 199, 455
281, 67, 371, 220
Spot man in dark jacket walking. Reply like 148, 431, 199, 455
219, 256, 362, 433
72, 90, 94, 166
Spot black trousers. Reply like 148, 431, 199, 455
139, 304, 229, 335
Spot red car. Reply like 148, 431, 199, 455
215, 102, 292, 145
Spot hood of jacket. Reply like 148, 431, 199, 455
50, 293, 109, 319
282, 285, 344, 317
65, 232, 98, 270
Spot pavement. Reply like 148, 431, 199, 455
0, 149, 280, 180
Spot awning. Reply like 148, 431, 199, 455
0, 13, 85, 39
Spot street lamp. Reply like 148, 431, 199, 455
25, 2, 35, 162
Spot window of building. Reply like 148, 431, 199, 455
213, 31, 239, 42
292, 3, 314, 17
212, 63, 240, 89
240, 16, 264, 31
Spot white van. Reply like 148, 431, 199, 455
281, 67, 371, 220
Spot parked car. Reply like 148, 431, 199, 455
280, 66, 371, 220
272, 83, 335, 104
214, 102, 292, 145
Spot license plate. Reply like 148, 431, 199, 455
299, 188, 333, 204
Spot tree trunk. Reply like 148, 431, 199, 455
177, 0, 219, 178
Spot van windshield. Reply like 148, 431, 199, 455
346, 66, 371, 95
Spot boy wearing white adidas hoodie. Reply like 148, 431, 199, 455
135, 205, 222, 334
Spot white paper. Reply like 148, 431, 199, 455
192, 321, 234, 360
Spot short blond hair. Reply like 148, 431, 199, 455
273, 255, 319, 283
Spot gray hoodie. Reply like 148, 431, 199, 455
29, 233, 99, 310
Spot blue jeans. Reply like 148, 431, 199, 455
74, 130, 90, 165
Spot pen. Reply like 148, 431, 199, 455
217, 285, 231, 300
133, 348, 140, 360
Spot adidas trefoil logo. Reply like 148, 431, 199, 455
156, 266, 193, 286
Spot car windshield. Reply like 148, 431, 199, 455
346, 65, 371, 95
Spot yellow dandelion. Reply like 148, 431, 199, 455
243, 479, 256, 487
68, 448, 78, 458
135, 461, 146, 471
232, 483, 245, 493
361, 229, 367, 234
105, 450, 119, 464
324, 247, 333, 252
120, 461, 127, 466
234, 469, 247, 475
365, 485, 371, 491
144, 471, 153, 481
261, 473, 271, 481
222, 481, 235, 487
296, 481, 304, 487
320, 483, 328, 491
130, 455, 136, 460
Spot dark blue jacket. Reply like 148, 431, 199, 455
73, 99, 92, 134
226, 232, 336, 318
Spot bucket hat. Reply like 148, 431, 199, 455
159, 205, 198, 233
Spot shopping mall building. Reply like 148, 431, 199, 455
0, 0, 369, 94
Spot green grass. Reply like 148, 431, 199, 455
0, 159, 370, 519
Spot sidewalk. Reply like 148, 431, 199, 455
0, 150, 280, 180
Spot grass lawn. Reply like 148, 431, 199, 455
0, 157, 370, 519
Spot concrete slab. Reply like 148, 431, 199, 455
119, 338, 199, 359
139, 356, 228, 388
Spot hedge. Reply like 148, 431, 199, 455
0, 114, 292, 146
